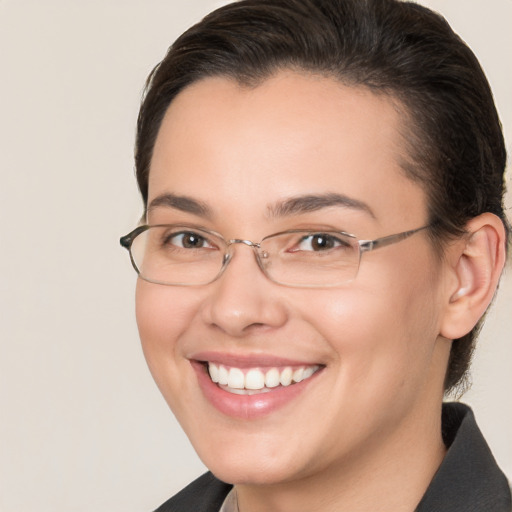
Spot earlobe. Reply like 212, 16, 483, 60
440, 213, 506, 340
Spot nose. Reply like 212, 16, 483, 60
200, 242, 288, 337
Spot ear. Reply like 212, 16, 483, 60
440, 213, 507, 340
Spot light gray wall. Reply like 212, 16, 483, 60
0, 1, 510, 510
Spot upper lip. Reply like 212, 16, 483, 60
189, 351, 322, 368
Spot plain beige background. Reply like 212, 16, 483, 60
0, 1, 510, 510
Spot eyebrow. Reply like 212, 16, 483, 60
147, 192, 375, 221
268, 193, 376, 219
147, 193, 212, 218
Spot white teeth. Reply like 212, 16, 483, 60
303, 366, 317, 380
208, 363, 219, 383
228, 368, 245, 389
218, 365, 229, 386
245, 369, 265, 390
265, 368, 280, 388
280, 367, 293, 386
225, 387, 272, 395
206, 362, 320, 392
292, 367, 304, 383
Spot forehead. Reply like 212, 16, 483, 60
148, 72, 427, 230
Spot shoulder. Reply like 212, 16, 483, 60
416, 402, 511, 512
153, 472, 233, 512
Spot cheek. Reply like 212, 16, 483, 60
135, 281, 198, 399
303, 254, 443, 395
135, 279, 200, 341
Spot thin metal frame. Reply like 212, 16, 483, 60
120, 224, 431, 287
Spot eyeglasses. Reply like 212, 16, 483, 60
120, 224, 432, 288
120, 224, 431, 288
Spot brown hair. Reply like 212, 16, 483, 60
134, 0, 509, 393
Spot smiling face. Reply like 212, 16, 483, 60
136, 72, 452, 488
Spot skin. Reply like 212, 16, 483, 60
136, 71, 456, 512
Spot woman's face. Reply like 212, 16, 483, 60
136, 72, 452, 485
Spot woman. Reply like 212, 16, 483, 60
121, 0, 511, 510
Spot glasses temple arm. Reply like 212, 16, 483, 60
359, 225, 431, 253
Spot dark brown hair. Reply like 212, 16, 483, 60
134, 0, 509, 393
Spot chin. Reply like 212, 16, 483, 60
206, 458, 300, 486
190, 428, 317, 486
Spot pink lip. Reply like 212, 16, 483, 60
190, 357, 323, 420
190, 351, 317, 369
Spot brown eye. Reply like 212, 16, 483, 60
311, 234, 335, 250
296, 233, 345, 251
166, 231, 212, 249
182, 233, 206, 248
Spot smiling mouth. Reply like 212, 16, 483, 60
206, 362, 321, 395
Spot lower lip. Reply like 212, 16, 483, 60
191, 361, 322, 420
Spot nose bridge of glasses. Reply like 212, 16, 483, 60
223, 239, 268, 274
227, 239, 261, 249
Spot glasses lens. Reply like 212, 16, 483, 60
126, 227, 361, 287
260, 231, 360, 287
130, 226, 225, 285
